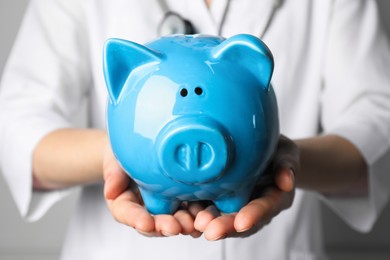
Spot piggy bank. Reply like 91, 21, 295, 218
103, 34, 279, 214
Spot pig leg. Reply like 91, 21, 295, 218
213, 192, 251, 214
139, 188, 180, 215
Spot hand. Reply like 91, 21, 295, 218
193, 135, 298, 240
102, 142, 202, 238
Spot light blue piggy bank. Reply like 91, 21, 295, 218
103, 34, 279, 215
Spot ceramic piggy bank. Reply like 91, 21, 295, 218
103, 34, 279, 214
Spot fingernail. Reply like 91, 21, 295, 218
236, 226, 251, 233
284, 169, 295, 191
289, 168, 295, 182
103, 177, 111, 198
161, 230, 175, 237
137, 230, 153, 237
208, 233, 227, 241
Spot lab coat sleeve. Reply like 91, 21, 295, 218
321, 0, 390, 232
0, 0, 90, 221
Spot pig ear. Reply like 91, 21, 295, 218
103, 38, 162, 104
211, 34, 274, 90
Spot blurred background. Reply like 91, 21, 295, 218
0, 1, 390, 260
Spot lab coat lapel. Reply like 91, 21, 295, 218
208, 0, 230, 34
219, 0, 278, 38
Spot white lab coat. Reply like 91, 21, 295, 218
1, 0, 390, 259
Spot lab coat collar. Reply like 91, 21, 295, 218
220, 0, 281, 38
169, 0, 280, 38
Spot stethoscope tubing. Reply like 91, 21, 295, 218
157, 0, 283, 38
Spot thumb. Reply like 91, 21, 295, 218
103, 145, 130, 200
275, 168, 295, 192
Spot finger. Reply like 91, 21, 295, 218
234, 188, 283, 233
185, 202, 210, 238
187, 201, 210, 217
194, 204, 220, 232
189, 229, 203, 238
106, 190, 155, 233
272, 135, 300, 176
154, 214, 182, 237
203, 213, 236, 241
275, 168, 295, 192
104, 171, 131, 200
102, 144, 122, 179
174, 208, 196, 235
103, 143, 132, 200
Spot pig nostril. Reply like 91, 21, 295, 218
195, 87, 203, 95
180, 88, 188, 97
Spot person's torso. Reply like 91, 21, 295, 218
62, 1, 332, 259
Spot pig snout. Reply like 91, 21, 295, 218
156, 116, 234, 184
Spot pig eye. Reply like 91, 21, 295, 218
180, 88, 188, 97
194, 87, 203, 95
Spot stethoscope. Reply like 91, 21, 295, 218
157, 0, 283, 38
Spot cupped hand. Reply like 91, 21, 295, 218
102, 142, 202, 238
193, 135, 299, 240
